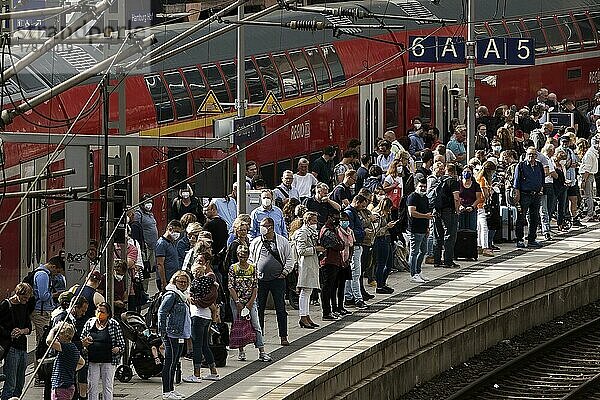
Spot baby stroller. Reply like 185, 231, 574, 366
116, 311, 164, 382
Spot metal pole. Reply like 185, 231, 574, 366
102, 75, 114, 310
236, 3, 247, 214
466, 0, 476, 160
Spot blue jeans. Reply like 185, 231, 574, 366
162, 337, 184, 394
408, 232, 427, 276
191, 316, 215, 369
373, 235, 392, 288
1, 347, 27, 400
345, 245, 363, 302
540, 183, 556, 233
517, 192, 541, 241
458, 210, 477, 230
433, 209, 458, 265
257, 278, 288, 338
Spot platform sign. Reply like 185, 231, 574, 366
233, 115, 263, 145
506, 38, 535, 65
476, 37, 506, 65
409, 36, 535, 66
409, 36, 437, 63
437, 37, 465, 64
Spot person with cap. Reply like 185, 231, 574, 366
171, 184, 206, 225
0, 283, 33, 400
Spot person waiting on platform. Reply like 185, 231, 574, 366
250, 189, 288, 239
319, 213, 345, 320
47, 322, 85, 400
249, 217, 294, 346
407, 180, 433, 283
513, 147, 545, 248
458, 165, 482, 231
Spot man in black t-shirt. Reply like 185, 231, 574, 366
303, 183, 341, 228
432, 163, 461, 269
407, 180, 433, 283
311, 145, 336, 187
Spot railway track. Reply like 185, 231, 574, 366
446, 316, 600, 400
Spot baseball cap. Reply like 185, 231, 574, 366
89, 270, 103, 282
58, 291, 74, 305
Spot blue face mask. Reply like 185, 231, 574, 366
462, 171, 472, 179
340, 221, 350, 229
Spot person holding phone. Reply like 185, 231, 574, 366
371, 197, 395, 294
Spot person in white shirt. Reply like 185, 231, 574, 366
376, 140, 394, 172
293, 158, 318, 200
540, 144, 558, 240
579, 140, 599, 222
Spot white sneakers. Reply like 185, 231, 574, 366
163, 390, 185, 400
411, 274, 427, 283
182, 375, 202, 383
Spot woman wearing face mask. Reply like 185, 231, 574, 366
182, 222, 204, 273
81, 302, 125, 400
335, 214, 355, 316
475, 162, 497, 257
458, 166, 482, 231
292, 211, 322, 328
319, 214, 345, 320
371, 198, 395, 294
171, 184, 206, 224
133, 194, 159, 290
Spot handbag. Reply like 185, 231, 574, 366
229, 317, 257, 349
387, 186, 402, 209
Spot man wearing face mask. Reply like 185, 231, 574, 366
407, 180, 433, 283
155, 220, 184, 291
303, 182, 341, 228
490, 140, 502, 157
250, 189, 288, 239
133, 194, 159, 284
408, 117, 425, 158
249, 217, 294, 346
171, 184, 206, 224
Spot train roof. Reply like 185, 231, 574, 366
4, 0, 600, 98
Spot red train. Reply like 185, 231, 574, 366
0, 0, 599, 293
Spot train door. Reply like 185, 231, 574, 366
359, 82, 384, 156
434, 69, 465, 143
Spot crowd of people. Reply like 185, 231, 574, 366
1, 88, 599, 400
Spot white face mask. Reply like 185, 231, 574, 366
492, 146, 502, 153
376, 194, 385, 202
261, 198, 272, 208
559, 159, 567, 166
260, 226, 269, 235
170, 232, 180, 241
181, 191, 190, 199
114, 274, 125, 282
414, 123, 422, 130
309, 224, 318, 231
144, 202, 152, 211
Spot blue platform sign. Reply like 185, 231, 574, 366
477, 37, 506, 65
408, 36, 437, 63
506, 38, 535, 65
437, 37, 465, 63
233, 115, 263, 146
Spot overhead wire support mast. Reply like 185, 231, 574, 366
0, 0, 113, 85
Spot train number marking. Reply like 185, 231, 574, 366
291, 121, 310, 140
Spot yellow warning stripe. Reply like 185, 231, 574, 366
139, 86, 359, 137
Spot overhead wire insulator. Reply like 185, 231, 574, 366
288, 20, 325, 31
334, 7, 366, 20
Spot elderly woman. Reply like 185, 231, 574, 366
458, 164, 482, 231
157, 271, 191, 400
293, 211, 322, 328
81, 302, 125, 400
228, 245, 271, 362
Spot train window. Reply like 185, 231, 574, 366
272, 54, 299, 98
573, 14, 596, 48
219, 61, 237, 103
523, 19, 548, 54
505, 21, 524, 38
144, 74, 174, 123
540, 17, 565, 53
288, 51, 315, 95
182, 68, 207, 112
305, 47, 330, 91
245, 59, 265, 104
260, 163, 275, 189
18, 69, 45, 93
557, 15, 582, 51
163, 71, 193, 120
309, 152, 321, 165
567, 68, 582, 80
201, 64, 230, 104
486, 22, 507, 37
255, 56, 283, 100
374, 97, 379, 138
321, 44, 346, 87
419, 80, 432, 123
385, 86, 398, 130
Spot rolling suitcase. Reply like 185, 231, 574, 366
454, 229, 478, 260
500, 206, 517, 242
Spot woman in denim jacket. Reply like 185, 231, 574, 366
158, 271, 191, 400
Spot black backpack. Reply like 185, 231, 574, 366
22, 267, 48, 287
145, 290, 175, 332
